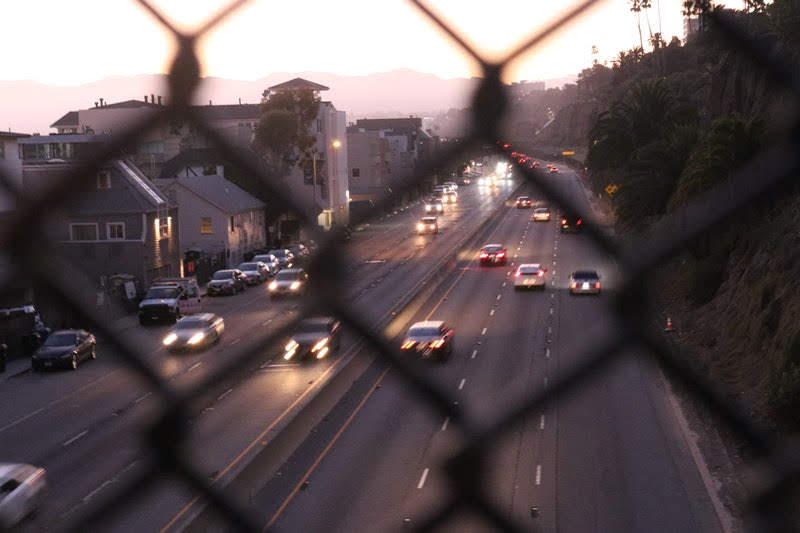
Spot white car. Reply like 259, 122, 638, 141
162, 313, 225, 352
0, 463, 46, 530
532, 207, 551, 221
513, 264, 547, 290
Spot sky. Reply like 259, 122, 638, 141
2, 0, 745, 86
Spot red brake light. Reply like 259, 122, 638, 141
503, 143, 510, 149
480, 252, 488, 258
577, 219, 582, 225
497, 251, 505, 257
595, 281, 601, 289
511, 151, 518, 157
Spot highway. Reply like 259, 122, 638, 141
225, 167, 722, 532
0, 165, 519, 532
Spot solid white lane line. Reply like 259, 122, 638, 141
481, 327, 487, 336
63, 430, 89, 447
535, 464, 542, 485
417, 468, 430, 489
134, 392, 152, 404
441, 417, 450, 431
540, 415, 545, 430
230, 338, 241, 345
187, 362, 202, 372
458, 378, 466, 390
471, 349, 478, 359
217, 388, 233, 401
489, 309, 495, 316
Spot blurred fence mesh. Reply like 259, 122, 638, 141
1, 0, 798, 531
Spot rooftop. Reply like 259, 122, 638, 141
161, 174, 264, 214
267, 78, 329, 92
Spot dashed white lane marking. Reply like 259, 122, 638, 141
262, 320, 271, 326
458, 378, 466, 390
550, 308, 554, 315
551, 293, 555, 299
441, 417, 450, 431
417, 468, 430, 489
187, 362, 202, 372
496, 294, 502, 301
481, 327, 487, 336
553, 260, 557, 266
544, 377, 549, 388
502, 282, 507, 287
471, 349, 478, 359
506, 271, 511, 276
230, 338, 241, 345
63, 430, 89, 447
217, 388, 234, 401
548, 326, 552, 334
545, 348, 550, 358
134, 392, 152, 404
535, 464, 542, 485
489, 309, 495, 316
82, 479, 115, 504
540, 415, 546, 430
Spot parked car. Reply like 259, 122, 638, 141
207, 269, 247, 296
400, 321, 455, 362
162, 313, 224, 352
31, 329, 96, 371
151, 277, 202, 315
286, 243, 310, 264
237, 262, 270, 285
268, 249, 295, 268
138, 284, 185, 325
0, 463, 46, 530
268, 268, 309, 298
252, 254, 280, 276
283, 317, 342, 361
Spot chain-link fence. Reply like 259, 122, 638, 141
2, 0, 798, 531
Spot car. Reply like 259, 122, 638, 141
252, 254, 280, 276
443, 190, 457, 203
569, 270, 602, 295
162, 313, 224, 352
514, 264, 547, 290
549, 167, 559, 174
31, 329, 95, 371
479, 244, 507, 265
531, 160, 540, 169
151, 277, 203, 315
268, 268, 309, 298
424, 199, 444, 214
532, 207, 551, 221
268, 249, 295, 268
515, 196, 533, 208
400, 321, 454, 362
237, 262, 270, 285
416, 216, 439, 234
560, 214, 583, 233
207, 269, 247, 296
138, 283, 185, 324
0, 463, 46, 530
286, 243, 311, 265
443, 181, 458, 191
283, 317, 342, 361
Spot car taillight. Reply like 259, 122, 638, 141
561, 218, 567, 224
497, 252, 505, 257
577, 219, 582, 225
480, 252, 488, 258
595, 281, 601, 289
570, 282, 577, 288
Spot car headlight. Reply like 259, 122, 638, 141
290, 281, 301, 290
187, 332, 205, 345
416, 223, 425, 231
269, 281, 278, 290
311, 337, 329, 352
284, 339, 299, 360
425, 205, 432, 212
163, 333, 177, 346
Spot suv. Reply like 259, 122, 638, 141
151, 277, 202, 315
560, 214, 583, 233
139, 284, 184, 324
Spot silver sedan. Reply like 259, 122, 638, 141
162, 313, 225, 352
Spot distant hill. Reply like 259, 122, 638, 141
0, 70, 576, 134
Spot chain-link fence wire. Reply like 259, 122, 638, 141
0, 0, 798, 531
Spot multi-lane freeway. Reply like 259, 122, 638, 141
0, 161, 724, 533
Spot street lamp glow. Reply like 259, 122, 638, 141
331, 139, 342, 149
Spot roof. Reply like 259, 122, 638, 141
50, 111, 79, 128
410, 320, 445, 328
114, 159, 169, 208
168, 174, 264, 214
0, 131, 30, 138
19, 134, 110, 145
191, 104, 261, 121
353, 118, 422, 133
268, 78, 329, 92
158, 148, 229, 180
100, 99, 161, 109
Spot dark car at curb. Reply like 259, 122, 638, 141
31, 330, 96, 371
207, 269, 247, 296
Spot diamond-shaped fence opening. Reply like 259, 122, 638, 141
2, 1, 799, 532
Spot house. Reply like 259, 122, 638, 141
156, 174, 266, 269
0, 131, 30, 211
19, 134, 181, 294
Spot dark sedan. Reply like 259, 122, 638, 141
31, 330, 96, 371
207, 269, 246, 295
400, 321, 454, 362
283, 317, 342, 361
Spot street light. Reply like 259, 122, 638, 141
330, 138, 342, 225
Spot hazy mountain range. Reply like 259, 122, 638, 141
0, 69, 577, 134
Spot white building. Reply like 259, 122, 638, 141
0, 132, 30, 211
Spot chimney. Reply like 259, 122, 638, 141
150, 94, 155, 105
144, 95, 148, 103
238, 98, 241, 105
209, 100, 212, 106
157, 95, 162, 105
94, 101, 99, 108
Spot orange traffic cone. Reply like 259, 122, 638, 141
664, 316, 675, 332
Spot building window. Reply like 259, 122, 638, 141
107, 222, 125, 240
202, 165, 216, 175
316, 119, 322, 133
230, 216, 235, 232
352, 168, 360, 178
200, 217, 213, 234
70, 223, 98, 241
97, 171, 111, 189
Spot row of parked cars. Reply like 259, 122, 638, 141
206, 243, 311, 296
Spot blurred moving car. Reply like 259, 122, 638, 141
400, 321, 454, 362
514, 264, 547, 290
252, 254, 280, 276
424, 199, 444, 214
207, 269, 247, 296
268, 268, 309, 298
549, 167, 559, 174
162, 313, 224, 352
479, 244, 507, 265
31, 329, 95, 371
283, 317, 342, 361
560, 214, 583, 233
416, 216, 439, 234
443, 190, 457, 203
515, 196, 532, 208
0, 463, 46, 530
268, 249, 295, 268
237, 262, 270, 285
532, 207, 551, 221
443, 181, 458, 191
569, 270, 602, 295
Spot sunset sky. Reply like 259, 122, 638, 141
3, 0, 744, 85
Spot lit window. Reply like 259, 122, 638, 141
70, 223, 98, 241
201, 217, 213, 234
97, 171, 111, 189
107, 222, 125, 240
